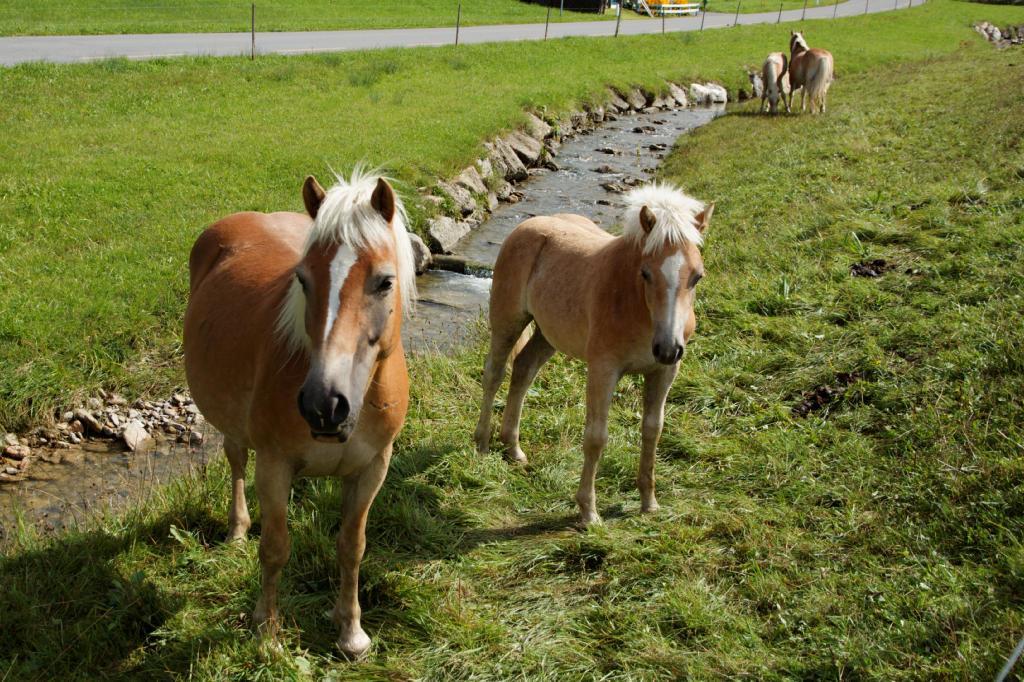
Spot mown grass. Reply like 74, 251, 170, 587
2, 0, 1022, 434
0, 0, 607, 37
3, 31, 1024, 679
703, 0, 841, 15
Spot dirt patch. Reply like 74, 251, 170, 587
792, 372, 862, 418
850, 259, 892, 278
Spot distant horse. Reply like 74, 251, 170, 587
789, 31, 834, 114
184, 170, 417, 658
474, 184, 713, 526
760, 52, 790, 114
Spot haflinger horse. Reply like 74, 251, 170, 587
474, 183, 713, 526
760, 51, 790, 114
183, 169, 416, 658
789, 31, 835, 114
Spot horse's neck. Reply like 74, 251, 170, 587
596, 237, 648, 320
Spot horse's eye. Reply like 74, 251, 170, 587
689, 271, 705, 288
641, 268, 652, 282
295, 272, 309, 292
376, 277, 394, 294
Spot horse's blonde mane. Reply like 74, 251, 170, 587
622, 182, 705, 254
792, 32, 809, 51
276, 167, 417, 355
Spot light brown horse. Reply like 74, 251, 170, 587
789, 31, 834, 114
474, 183, 713, 526
184, 170, 417, 658
760, 51, 790, 114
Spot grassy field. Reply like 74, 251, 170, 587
2, 0, 1022, 435
2, 34, 1023, 679
0, 0, 610, 36
703, 0, 841, 15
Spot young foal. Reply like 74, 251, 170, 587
184, 170, 416, 658
789, 31, 835, 114
474, 184, 713, 526
760, 51, 790, 114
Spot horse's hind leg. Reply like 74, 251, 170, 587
224, 439, 251, 541
638, 365, 678, 513
475, 316, 531, 454
499, 329, 555, 464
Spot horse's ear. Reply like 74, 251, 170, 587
639, 205, 657, 234
696, 203, 715, 234
303, 175, 326, 219
370, 177, 396, 223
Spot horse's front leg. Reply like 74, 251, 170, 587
575, 363, 619, 527
253, 454, 294, 639
639, 365, 678, 513
333, 448, 390, 659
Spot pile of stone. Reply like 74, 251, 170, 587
975, 21, 1024, 47
421, 81, 703, 257
1, 390, 205, 482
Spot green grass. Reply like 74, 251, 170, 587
3, 40, 1023, 678
703, 0, 841, 15
0, 0, 610, 36
2, 0, 1022, 434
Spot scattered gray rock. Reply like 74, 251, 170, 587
607, 89, 630, 112
408, 233, 432, 275
3, 444, 30, 460
122, 420, 150, 452
86, 397, 103, 410
3, 433, 18, 448
626, 88, 647, 110
668, 82, 689, 107
504, 131, 544, 165
524, 112, 553, 140
595, 164, 616, 174
485, 139, 529, 182
587, 105, 606, 124
455, 166, 488, 195
476, 157, 494, 181
427, 216, 472, 253
436, 181, 476, 217
486, 192, 499, 211
596, 147, 620, 155
495, 181, 515, 201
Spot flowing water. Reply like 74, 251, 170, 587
0, 103, 723, 541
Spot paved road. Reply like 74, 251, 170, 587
0, 0, 917, 67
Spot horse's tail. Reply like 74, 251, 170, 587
805, 52, 834, 112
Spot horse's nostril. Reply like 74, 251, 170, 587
674, 344, 684, 362
329, 392, 350, 426
652, 342, 662, 359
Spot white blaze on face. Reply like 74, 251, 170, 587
325, 243, 357, 343
659, 252, 688, 339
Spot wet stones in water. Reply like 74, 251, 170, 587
792, 372, 861, 418
648, 143, 669, 152
601, 181, 627, 194
596, 147, 620, 155
632, 125, 656, 134
594, 165, 616, 174
850, 259, 891, 278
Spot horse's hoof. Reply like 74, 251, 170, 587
578, 512, 603, 528
505, 448, 528, 465
640, 500, 661, 514
337, 628, 372, 660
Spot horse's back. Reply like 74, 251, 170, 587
492, 214, 611, 358
189, 211, 310, 292
184, 211, 311, 444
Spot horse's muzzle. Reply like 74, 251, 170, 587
652, 340, 684, 365
298, 387, 352, 441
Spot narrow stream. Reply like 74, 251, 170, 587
0, 103, 723, 541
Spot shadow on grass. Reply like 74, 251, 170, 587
0, 443, 592, 672
0, 509, 218, 678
